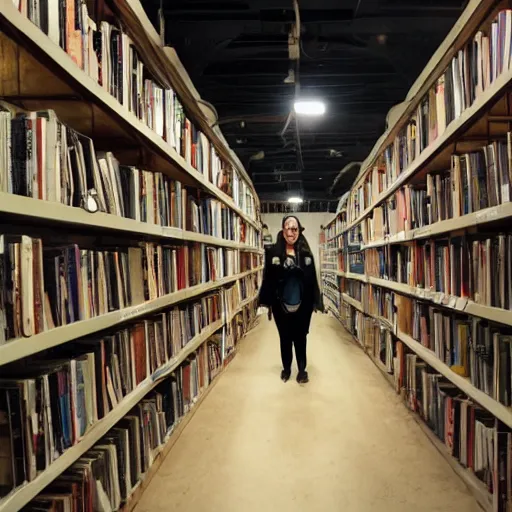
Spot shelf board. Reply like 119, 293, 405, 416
0, 315, 227, 512
0, 267, 263, 366
410, 413, 492, 512
321, 269, 345, 277
361, 203, 512, 249
342, 60, 512, 235
330, 295, 494, 512
347, 0, 492, 190
116, 0, 255, 197
0, 1, 259, 230
344, 272, 368, 283
396, 329, 512, 430
0, 193, 261, 252
120, 352, 225, 512
367, 276, 512, 327
341, 293, 364, 313
226, 295, 257, 323
326, 282, 512, 429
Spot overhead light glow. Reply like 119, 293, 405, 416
294, 100, 326, 116
288, 197, 303, 204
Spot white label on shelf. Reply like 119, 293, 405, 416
448, 296, 457, 308
441, 294, 450, 306
455, 297, 468, 311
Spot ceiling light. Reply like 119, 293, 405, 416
293, 100, 326, 116
288, 196, 303, 204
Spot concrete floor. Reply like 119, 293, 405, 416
134, 313, 481, 512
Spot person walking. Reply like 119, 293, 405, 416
258, 215, 323, 383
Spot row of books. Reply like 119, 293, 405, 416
342, 279, 363, 302
362, 284, 394, 325
395, 343, 504, 504
0, 233, 257, 344
223, 301, 258, 359
9, 1, 260, 213
324, 213, 346, 241
332, 295, 507, 508
0, 105, 259, 246
341, 277, 512, 413
364, 233, 512, 310
12, 340, 222, 510
347, 8, 512, 225
361, 135, 512, 244
321, 277, 341, 313
0, 293, 223, 499
396, 292, 512, 408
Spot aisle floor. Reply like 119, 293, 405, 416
134, 313, 481, 512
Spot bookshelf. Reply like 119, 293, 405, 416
321, 0, 512, 509
0, 0, 262, 509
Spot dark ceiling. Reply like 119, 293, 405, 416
142, 0, 467, 204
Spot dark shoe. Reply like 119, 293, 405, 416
297, 371, 309, 384
281, 369, 291, 382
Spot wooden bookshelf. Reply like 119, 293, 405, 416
341, 293, 364, 313
113, 0, 254, 191
361, 203, 512, 249
0, 266, 263, 366
226, 295, 258, 324
334, 281, 512, 428
0, 193, 262, 253
0, 309, 257, 512
0, 0, 263, 508
320, 1, 512, 508
0, 0, 259, 229
364, 341, 493, 512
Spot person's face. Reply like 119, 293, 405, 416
283, 218, 299, 245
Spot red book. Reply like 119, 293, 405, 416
131, 323, 147, 385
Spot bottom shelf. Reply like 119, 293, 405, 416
121, 317, 256, 512
121, 364, 223, 512
328, 313, 493, 512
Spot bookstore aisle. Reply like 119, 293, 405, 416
133, 314, 479, 512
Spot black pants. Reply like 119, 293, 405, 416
272, 305, 313, 373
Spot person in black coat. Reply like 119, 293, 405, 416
258, 215, 323, 384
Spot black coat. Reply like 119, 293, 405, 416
259, 236, 323, 313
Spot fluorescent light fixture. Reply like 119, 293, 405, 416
288, 197, 303, 204
294, 100, 325, 116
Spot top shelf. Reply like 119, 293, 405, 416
113, 0, 255, 196
349, 0, 493, 189
0, 0, 260, 229
344, 63, 512, 234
